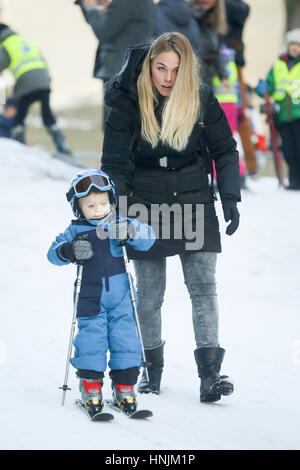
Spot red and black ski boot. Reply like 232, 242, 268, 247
79, 379, 104, 416
112, 383, 137, 413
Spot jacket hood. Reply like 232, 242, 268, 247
104, 43, 150, 109
157, 0, 193, 27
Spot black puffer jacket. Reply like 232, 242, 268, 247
101, 45, 241, 259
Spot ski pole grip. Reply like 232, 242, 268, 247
59, 385, 71, 392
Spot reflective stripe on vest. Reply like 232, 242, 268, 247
213, 61, 238, 104
273, 59, 300, 102
1, 34, 46, 80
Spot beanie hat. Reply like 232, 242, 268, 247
0, 24, 9, 33
286, 28, 300, 47
5, 97, 18, 108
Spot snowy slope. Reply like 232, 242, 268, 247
0, 139, 300, 450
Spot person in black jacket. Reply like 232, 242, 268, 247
101, 32, 240, 404
223, 0, 249, 68
75, 0, 155, 125
189, 0, 228, 88
155, 0, 202, 59
223, 0, 258, 175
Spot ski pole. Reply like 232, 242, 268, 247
121, 243, 150, 382
59, 264, 83, 406
264, 92, 285, 188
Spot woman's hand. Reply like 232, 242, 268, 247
222, 199, 240, 236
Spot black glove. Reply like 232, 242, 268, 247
58, 237, 93, 264
222, 199, 240, 236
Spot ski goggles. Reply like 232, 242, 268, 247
66, 174, 113, 203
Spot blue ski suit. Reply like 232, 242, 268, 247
47, 215, 155, 374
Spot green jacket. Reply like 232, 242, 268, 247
0, 27, 51, 99
266, 54, 300, 124
1, 34, 46, 80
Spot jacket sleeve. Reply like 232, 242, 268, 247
126, 217, 156, 252
266, 67, 276, 96
0, 46, 10, 72
82, 0, 135, 42
202, 90, 241, 202
101, 106, 135, 198
47, 224, 77, 266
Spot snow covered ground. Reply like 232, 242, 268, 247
0, 139, 300, 451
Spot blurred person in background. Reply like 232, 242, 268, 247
155, 0, 202, 59
255, 29, 300, 190
0, 96, 17, 138
0, 24, 71, 154
213, 44, 248, 189
75, 0, 155, 125
223, 0, 257, 176
189, 0, 228, 88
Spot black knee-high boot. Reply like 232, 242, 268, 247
138, 342, 165, 394
194, 347, 234, 403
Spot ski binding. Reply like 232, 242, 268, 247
75, 399, 114, 421
105, 399, 153, 419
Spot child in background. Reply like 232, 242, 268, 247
255, 28, 300, 190
213, 44, 248, 189
47, 169, 155, 417
244, 84, 269, 154
0, 97, 17, 138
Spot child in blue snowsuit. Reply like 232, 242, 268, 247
47, 169, 155, 415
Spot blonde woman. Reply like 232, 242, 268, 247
189, 0, 229, 87
101, 32, 240, 403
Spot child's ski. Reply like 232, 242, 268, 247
75, 399, 114, 421
105, 399, 153, 419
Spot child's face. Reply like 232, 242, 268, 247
288, 42, 300, 57
4, 105, 17, 118
78, 191, 111, 220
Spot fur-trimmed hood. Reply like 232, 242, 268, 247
104, 44, 150, 110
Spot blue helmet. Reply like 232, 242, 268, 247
66, 168, 117, 217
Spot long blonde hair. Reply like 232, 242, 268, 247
137, 32, 200, 152
189, 0, 228, 35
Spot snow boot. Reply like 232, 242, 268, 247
47, 123, 72, 155
194, 347, 234, 403
112, 383, 137, 413
79, 378, 104, 414
11, 125, 25, 144
138, 341, 165, 394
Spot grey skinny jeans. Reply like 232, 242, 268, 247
133, 252, 219, 350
